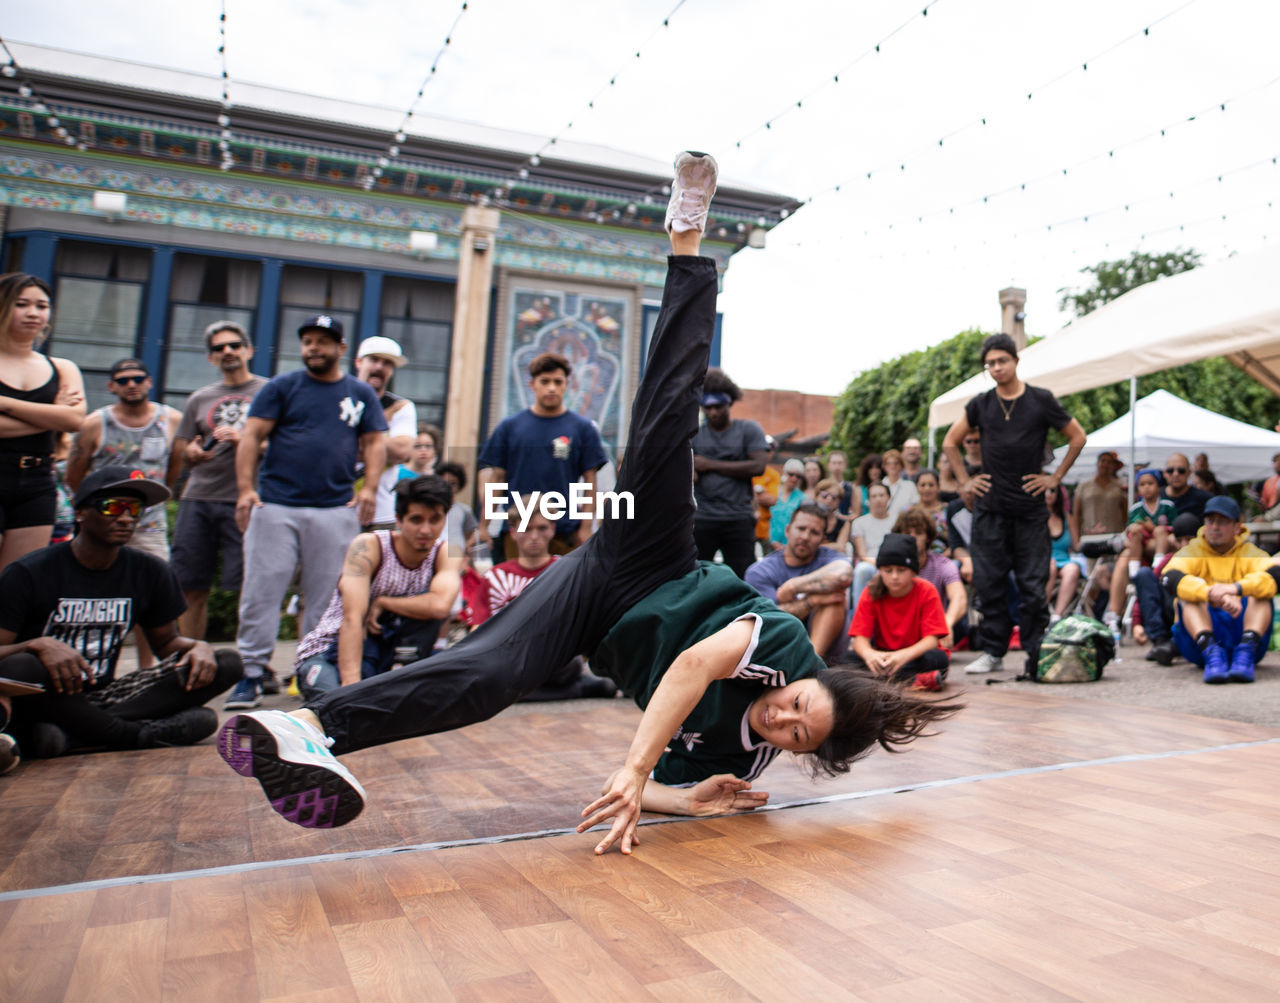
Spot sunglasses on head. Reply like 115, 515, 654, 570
93, 496, 144, 518
1165, 466, 1188, 474
113, 374, 148, 385
210, 341, 245, 353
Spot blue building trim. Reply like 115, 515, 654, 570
19, 233, 56, 282
138, 246, 174, 377
359, 270, 383, 347
255, 258, 283, 377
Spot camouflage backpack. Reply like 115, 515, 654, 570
1034, 614, 1115, 683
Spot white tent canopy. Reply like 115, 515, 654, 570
927, 243, 1280, 430
1050, 389, 1280, 485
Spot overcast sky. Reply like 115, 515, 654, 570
8, 0, 1280, 395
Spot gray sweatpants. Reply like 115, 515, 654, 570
236, 502, 359, 679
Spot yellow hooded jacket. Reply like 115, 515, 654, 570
1161, 527, 1277, 604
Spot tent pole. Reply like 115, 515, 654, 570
1129, 375, 1137, 504
928, 426, 936, 467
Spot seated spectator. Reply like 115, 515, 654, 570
1193, 468, 1225, 496
0, 467, 242, 759
1046, 484, 1085, 623
293, 476, 462, 699
851, 481, 895, 604
856, 452, 883, 512
1101, 467, 1176, 636
1132, 512, 1201, 665
812, 478, 851, 552
767, 458, 807, 549
392, 422, 441, 483
745, 503, 853, 658
880, 448, 920, 518
470, 498, 618, 700
824, 450, 860, 521
913, 468, 948, 550
896, 507, 967, 648
844, 533, 949, 691
936, 452, 962, 503
1251, 452, 1280, 517
945, 482, 976, 584
1162, 453, 1211, 519
435, 461, 481, 564
1162, 496, 1276, 684
802, 455, 826, 500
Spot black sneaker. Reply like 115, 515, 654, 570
28, 722, 69, 758
260, 669, 281, 695
1149, 640, 1175, 666
1080, 536, 1123, 559
137, 707, 219, 748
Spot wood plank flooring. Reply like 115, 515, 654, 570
2, 687, 1279, 999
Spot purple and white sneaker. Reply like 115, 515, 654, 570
218, 710, 365, 828
664, 151, 718, 235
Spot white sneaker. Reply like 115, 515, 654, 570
1049, 613, 1062, 627
966, 652, 1004, 675
665, 151, 718, 234
217, 709, 366, 828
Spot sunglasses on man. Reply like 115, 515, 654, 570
113, 374, 148, 386
210, 341, 245, 353
92, 496, 145, 518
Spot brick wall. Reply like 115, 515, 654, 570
735, 388, 834, 448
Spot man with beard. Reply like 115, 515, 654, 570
354, 336, 419, 529
170, 322, 268, 641
225, 315, 386, 709
691, 367, 769, 577
746, 503, 853, 658
1162, 451, 1212, 520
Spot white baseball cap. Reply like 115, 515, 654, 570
356, 336, 407, 367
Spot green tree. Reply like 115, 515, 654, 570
1057, 248, 1202, 317
830, 246, 1280, 461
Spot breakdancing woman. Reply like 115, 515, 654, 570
218, 152, 961, 855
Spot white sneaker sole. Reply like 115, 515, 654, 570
218, 712, 365, 828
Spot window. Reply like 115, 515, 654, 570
380, 276, 453, 426
164, 253, 261, 411
275, 265, 360, 375
50, 241, 151, 412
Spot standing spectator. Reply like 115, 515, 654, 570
66, 358, 183, 668
1068, 451, 1128, 545
477, 352, 607, 559
1162, 452, 1211, 519
690, 367, 769, 577
768, 458, 807, 549
0, 273, 86, 571
880, 448, 919, 519
170, 321, 268, 640
227, 314, 387, 709
355, 337, 418, 529
901, 437, 924, 482
745, 503, 853, 659
943, 333, 1086, 676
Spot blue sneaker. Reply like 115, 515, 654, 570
1227, 644, 1256, 683
223, 676, 262, 710
1202, 643, 1229, 684
217, 710, 365, 828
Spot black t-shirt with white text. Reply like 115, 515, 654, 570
964, 384, 1072, 517
0, 543, 186, 687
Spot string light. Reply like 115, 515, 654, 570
502, 0, 687, 199
735, 0, 945, 149
364, 1, 471, 191
809, 0, 1200, 201
216, 1, 235, 170
0, 36, 87, 150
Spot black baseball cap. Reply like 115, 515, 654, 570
72, 465, 171, 509
297, 314, 344, 340
109, 358, 149, 379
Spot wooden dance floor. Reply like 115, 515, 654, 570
2, 687, 1279, 1000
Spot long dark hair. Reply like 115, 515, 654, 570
0, 272, 53, 347
857, 453, 883, 487
808, 668, 964, 778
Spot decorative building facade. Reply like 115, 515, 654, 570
0, 42, 801, 460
